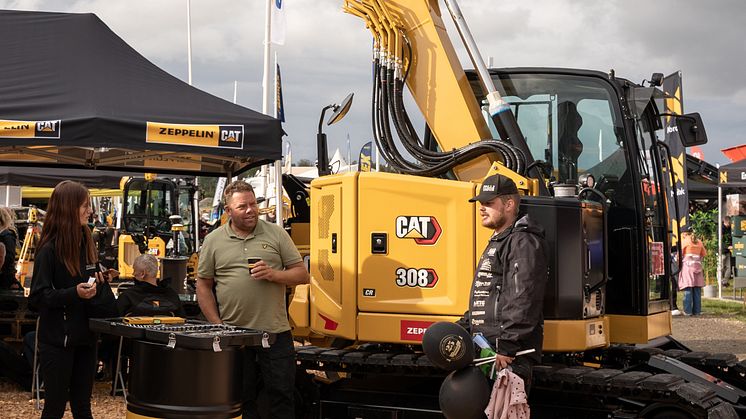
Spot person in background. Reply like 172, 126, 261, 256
196, 180, 308, 419
117, 254, 185, 317
679, 227, 706, 316
670, 245, 682, 316
721, 216, 733, 286
29, 180, 116, 419
0, 207, 20, 289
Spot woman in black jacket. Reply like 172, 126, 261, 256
0, 206, 19, 289
29, 181, 115, 419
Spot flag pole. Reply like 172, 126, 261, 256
186, 0, 200, 250
186, 0, 193, 86
261, 0, 272, 218
274, 52, 283, 226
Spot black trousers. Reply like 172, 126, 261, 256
509, 356, 535, 396
242, 330, 295, 419
38, 342, 97, 419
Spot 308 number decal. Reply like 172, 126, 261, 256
395, 268, 438, 288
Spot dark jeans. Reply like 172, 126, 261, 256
509, 356, 535, 396
242, 330, 295, 419
38, 342, 96, 419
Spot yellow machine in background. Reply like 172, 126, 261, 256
15, 206, 41, 287
117, 175, 198, 280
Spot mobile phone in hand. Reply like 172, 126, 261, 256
85, 276, 96, 288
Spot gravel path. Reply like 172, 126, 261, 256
1, 314, 744, 417
672, 314, 746, 360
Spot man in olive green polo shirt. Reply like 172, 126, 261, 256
197, 180, 308, 419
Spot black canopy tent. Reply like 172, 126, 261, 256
716, 157, 746, 296
0, 166, 142, 189
0, 10, 282, 177
718, 159, 746, 188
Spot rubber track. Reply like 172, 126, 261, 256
296, 345, 742, 418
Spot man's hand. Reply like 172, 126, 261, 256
250, 261, 275, 282
495, 354, 514, 370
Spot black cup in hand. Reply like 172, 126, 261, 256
247, 258, 261, 269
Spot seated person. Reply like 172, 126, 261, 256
116, 254, 185, 317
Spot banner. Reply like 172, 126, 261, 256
662, 71, 688, 247
270, 0, 286, 45
358, 141, 372, 172
275, 61, 285, 123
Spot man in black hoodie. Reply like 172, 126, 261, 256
117, 254, 185, 317
459, 174, 548, 392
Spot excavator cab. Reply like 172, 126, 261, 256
471, 69, 699, 344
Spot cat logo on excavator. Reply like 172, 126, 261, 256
394, 216, 442, 245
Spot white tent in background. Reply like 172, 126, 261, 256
294, 147, 359, 178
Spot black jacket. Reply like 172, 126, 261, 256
29, 238, 115, 347
459, 214, 548, 363
116, 281, 186, 317
0, 229, 17, 289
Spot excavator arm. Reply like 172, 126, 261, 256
343, 0, 535, 183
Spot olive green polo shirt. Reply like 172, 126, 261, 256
198, 219, 302, 333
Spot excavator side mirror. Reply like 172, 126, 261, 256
676, 112, 708, 147
327, 93, 354, 126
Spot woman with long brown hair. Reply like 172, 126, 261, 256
29, 181, 115, 419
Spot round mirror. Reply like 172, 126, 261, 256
326, 93, 354, 126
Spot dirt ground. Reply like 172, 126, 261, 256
1, 314, 745, 418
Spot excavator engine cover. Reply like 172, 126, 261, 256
521, 196, 606, 320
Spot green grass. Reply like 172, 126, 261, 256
675, 289, 746, 322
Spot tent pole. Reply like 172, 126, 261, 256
717, 165, 722, 299
186, 0, 193, 86
260, 0, 273, 217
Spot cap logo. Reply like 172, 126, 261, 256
483, 185, 495, 192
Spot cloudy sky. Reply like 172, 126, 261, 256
2, 0, 744, 166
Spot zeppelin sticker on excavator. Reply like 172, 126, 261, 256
394, 216, 442, 245
400, 320, 435, 342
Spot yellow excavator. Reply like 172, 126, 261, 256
284, 1, 746, 418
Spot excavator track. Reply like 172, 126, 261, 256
295, 345, 745, 418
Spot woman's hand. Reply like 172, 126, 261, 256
76, 282, 97, 299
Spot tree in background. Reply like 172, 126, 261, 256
689, 209, 719, 285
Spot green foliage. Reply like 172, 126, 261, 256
689, 209, 719, 285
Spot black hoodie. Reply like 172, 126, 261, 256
116, 280, 185, 317
458, 214, 548, 363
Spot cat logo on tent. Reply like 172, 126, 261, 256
395, 216, 442, 245
0, 119, 61, 139
218, 125, 244, 148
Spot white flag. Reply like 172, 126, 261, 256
271, 0, 286, 45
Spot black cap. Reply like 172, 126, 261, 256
469, 174, 519, 203
681, 225, 693, 233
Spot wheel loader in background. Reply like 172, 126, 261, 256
117, 175, 199, 280
283, 0, 746, 417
